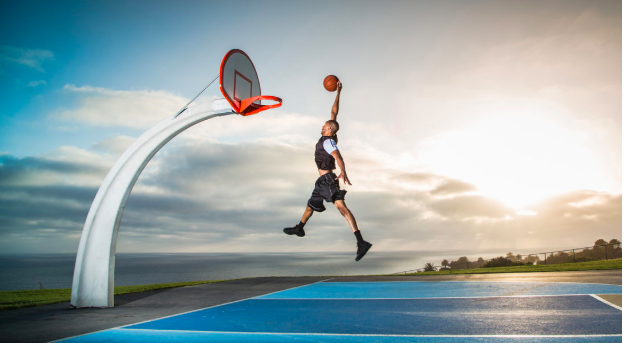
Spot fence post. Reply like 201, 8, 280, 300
605, 245, 608, 260
572, 249, 575, 263
544, 253, 547, 265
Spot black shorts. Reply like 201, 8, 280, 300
307, 172, 347, 212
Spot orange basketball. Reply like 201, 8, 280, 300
323, 75, 339, 92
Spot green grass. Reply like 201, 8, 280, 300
0, 279, 229, 311
390, 258, 622, 276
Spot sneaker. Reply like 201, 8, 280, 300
355, 241, 373, 261
283, 224, 305, 237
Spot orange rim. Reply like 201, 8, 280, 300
239, 95, 283, 116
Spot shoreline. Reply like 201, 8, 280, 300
1, 258, 620, 311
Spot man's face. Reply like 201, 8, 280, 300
321, 122, 332, 136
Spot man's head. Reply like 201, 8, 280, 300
322, 120, 339, 136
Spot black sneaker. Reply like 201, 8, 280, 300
283, 224, 305, 237
355, 241, 373, 261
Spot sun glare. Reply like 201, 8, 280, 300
417, 113, 608, 209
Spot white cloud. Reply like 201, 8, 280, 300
0, 46, 54, 72
91, 135, 136, 157
54, 85, 189, 129
0, 127, 620, 254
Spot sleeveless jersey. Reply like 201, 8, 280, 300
315, 136, 336, 170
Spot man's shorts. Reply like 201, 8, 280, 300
307, 172, 347, 212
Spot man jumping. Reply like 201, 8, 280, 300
283, 81, 373, 261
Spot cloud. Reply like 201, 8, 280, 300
91, 135, 136, 157
0, 46, 54, 72
0, 151, 110, 187
27, 80, 47, 87
427, 195, 515, 220
532, 191, 622, 223
53, 85, 189, 129
430, 179, 478, 196
0, 126, 620, 254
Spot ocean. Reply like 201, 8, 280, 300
0, 251, 471, 291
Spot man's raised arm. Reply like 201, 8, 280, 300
330, 81, 342, 121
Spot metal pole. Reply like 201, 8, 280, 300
572, 249, 575, 263
544, 253, 547, 265
605, 245, 608, 260
174, 75, 220, 119
71, 102, 235, 308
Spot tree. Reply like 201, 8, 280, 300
516, 254, 522, 262
449, 257, 471, 270
525, 255, 539, 264
483, 256, 521, 268
607, 239, 623, 259
506, 252, 516, 262
441, 259, 449, 269
594, 239, 608, 246
424, 262, 437, 272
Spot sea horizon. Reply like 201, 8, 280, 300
0, 247, 582, 291
1, 251, 428, 291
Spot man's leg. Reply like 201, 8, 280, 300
301, 205, 314, 224
333, 200, 359, 232
284, 205, 315, 237
334, 200, 372, 261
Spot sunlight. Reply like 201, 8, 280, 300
417, 112, 608, 209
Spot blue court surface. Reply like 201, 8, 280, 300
54, 280, 622, 342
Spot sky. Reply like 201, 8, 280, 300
0, 0, 621, 255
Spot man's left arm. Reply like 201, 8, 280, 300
330, 81, 342, 121
331, 150, 351, 186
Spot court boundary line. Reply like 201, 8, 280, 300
255, 294, 621, 300
118, 278, 334, 328
109, 328, 624, 338
47, 278, 333, 343
321, 280, 623, 286
590, 294, 622, 310
251, 277, 334, 298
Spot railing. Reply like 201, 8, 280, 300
392, 243, 622, 274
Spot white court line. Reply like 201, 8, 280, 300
108, 328, 623, 338
322, 280, 623, 287
47, 278, 333, 343
590, 294, 623, 311
256, 294, 621, 300
251, 278, 335, 299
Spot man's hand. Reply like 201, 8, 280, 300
336, 171, 352, 186
336, 80, 342, 92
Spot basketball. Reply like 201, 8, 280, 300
323, 75, 339, 92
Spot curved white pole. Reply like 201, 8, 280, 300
71, 99, 234, 308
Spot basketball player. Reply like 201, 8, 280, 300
283, 81, 373, 261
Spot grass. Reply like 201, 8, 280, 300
1, 259, 621, 311
389, 258, 622, 276
0, 279, 229, 311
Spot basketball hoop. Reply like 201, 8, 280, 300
219, 49, 282, 116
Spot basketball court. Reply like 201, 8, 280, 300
53, 278, 622, 342
54, 49, 621, 343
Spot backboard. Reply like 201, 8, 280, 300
219, 49, 282, 116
